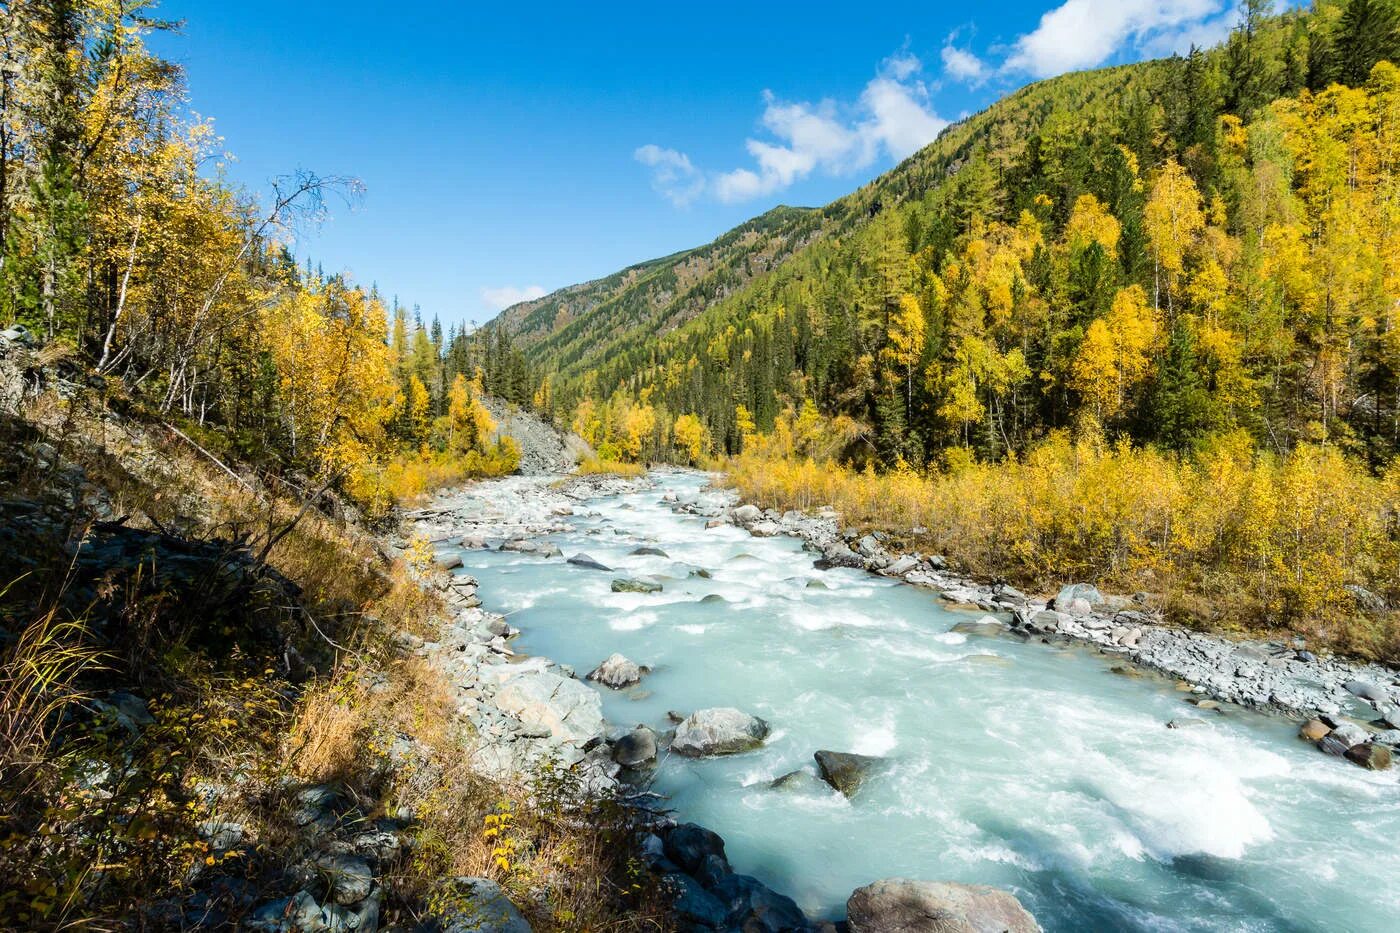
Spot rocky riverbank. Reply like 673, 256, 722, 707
684, 478, 1400, 772
396, 471, 1046, 932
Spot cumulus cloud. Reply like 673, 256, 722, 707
634, 144, 705, 206
1004, 0, 1226, 78
480, 284, 547, 310
639, 53, 948, 205
941, 41, 987, 83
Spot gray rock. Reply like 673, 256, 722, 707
710, 873, 809, 931
664, 823, 731, 885
1054, 583, 1103, 612
846, 878, 1040, 933
245, 891, 327, 932
611, 577, 662, 594
587, 652, 643, 688
769, 769, 820, 792
315, 853, 373, 905
612, 726, 659, 768
432, 877, 532, 933
323, 888, 380, 931
1167, 718, 1207, 729
630, 545, 670, 557
493, 671, 604, 745
567, 552, 613, 572
664, 872, 728, 927
436, 554, 464, 571
949, 619, 1005, 638
672, 708, 770, 757
815, 750, 885, 798
815, 543, 865, 570
882, 555, 920, 577
732, 504, 763, 525
1344, 680, 1389, 704
749, 520, 782, 537
1346, 584, 1387, 612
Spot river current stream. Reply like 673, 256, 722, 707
450, 472, 1397, 931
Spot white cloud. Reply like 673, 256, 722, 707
480, 284, 547, 310
634, 144, 705, 206
643, 53, 948, 205
1004, 0, 1225, 78
942, 42, 987, 83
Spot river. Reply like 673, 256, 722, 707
448, 471, 1397, 931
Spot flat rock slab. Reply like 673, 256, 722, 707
846, 878, 1040, 933
493, 670, 604, 746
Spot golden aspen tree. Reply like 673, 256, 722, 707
1071, 285, 1162, 419
1144, 159, 1205, 313
673, 413, 709, 464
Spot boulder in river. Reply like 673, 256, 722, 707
567, 552, 613, 571
732, 504, 763, 526
815, 750, 885, 798
664, 823, 732, 887
1299, 719, 1331, 741
631, 545, 670, 557
588, 652, 644, 688
769, 769, 820, 792
845, 878, 1040, 933
612, 577, 662, 594
1344, 742, 1392, 771
500, 538, 561, 558
493, 671, 604, 745
672, 708, 770, 757
612, 726, 659, 768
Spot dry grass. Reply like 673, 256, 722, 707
576, 456, 646, 478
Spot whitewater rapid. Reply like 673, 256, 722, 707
449, 472, 1397, 931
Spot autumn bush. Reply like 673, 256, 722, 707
728, 426, 1400, 661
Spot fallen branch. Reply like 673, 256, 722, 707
163, 422, 254, 492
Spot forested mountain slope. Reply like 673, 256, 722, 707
503, 1, 1400, 471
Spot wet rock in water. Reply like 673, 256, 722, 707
1344, 680, 1389, 704
689, 567, 713, 579
769, 769, 819, 792
1375, 705, 1400, 730
1053, 583, 1104, 615
846, 878, 1040, 933
631, 545, 670, 557
815, 543, 865, 571
700, 593, 726, 603
1167, 718, 1207, 729
1299, 719, 1331, 741
806, 579, 829, 589
672, 708, 771, 757
705, 518, 727, 529
612, 726, 659, 768
1371, 728, 1400, 746
459, 535, 489, 549
950, 618, 1005, 637
709, 873, 809, 930
732, 504, 763, 525
587, 652, 643, 688
500, 538, 557, 556
314, 853, 373, 905
664, 823, 732, 887
567, 552, 612, 572
1345, 743, 1392, 771
611, 577, 662, 594
814, 750, 884, 798
430, 877, 532, 933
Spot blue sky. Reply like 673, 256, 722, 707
151, 0, 1264, 328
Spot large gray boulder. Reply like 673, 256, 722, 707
846, 879, 1040, 933
494, 671, 604, 745
314, 853, 373, 905
672, 708, 770, 757
587, 652, 643, 688
432, 877, 533, 933
732, 504, 763, 525
1053, 583, 1103, 615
